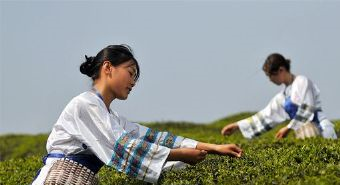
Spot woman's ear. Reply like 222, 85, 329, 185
278, 66, 286, 73
102, 61, 113, 75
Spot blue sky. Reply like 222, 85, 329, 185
1, 1, 340, 134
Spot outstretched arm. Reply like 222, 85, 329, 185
221, 93, 288, 139
167, 142, 242, 166
167, 148, 207, 165
196, 142, 242, 157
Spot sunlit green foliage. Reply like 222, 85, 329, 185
1, 113, 339, 184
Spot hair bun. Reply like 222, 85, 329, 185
80, 55, 96, 77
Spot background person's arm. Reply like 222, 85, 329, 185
222, 92, 288, 139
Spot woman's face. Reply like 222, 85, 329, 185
104, 60, 137, 100
266, 68, 285, 86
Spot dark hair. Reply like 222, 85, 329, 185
262, 53, 291, 75
80, 44, 140, 81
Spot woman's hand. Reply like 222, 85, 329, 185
275, 126, 291, 139
214, 144, 243, 158
168, 148, 207, 165
221, 123, 239, 136
196, 142, 243, 158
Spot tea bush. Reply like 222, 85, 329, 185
1, 112, 339, 184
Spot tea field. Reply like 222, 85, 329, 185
1, 112, 340, 184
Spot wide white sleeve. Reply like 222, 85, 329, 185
287, 76, 317, 130
119, 117, 198, 149
73, 100, 171, 183
237, 93, 289, 139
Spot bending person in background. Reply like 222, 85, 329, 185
32, 45, 242, 185
221, 53, 337, 140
